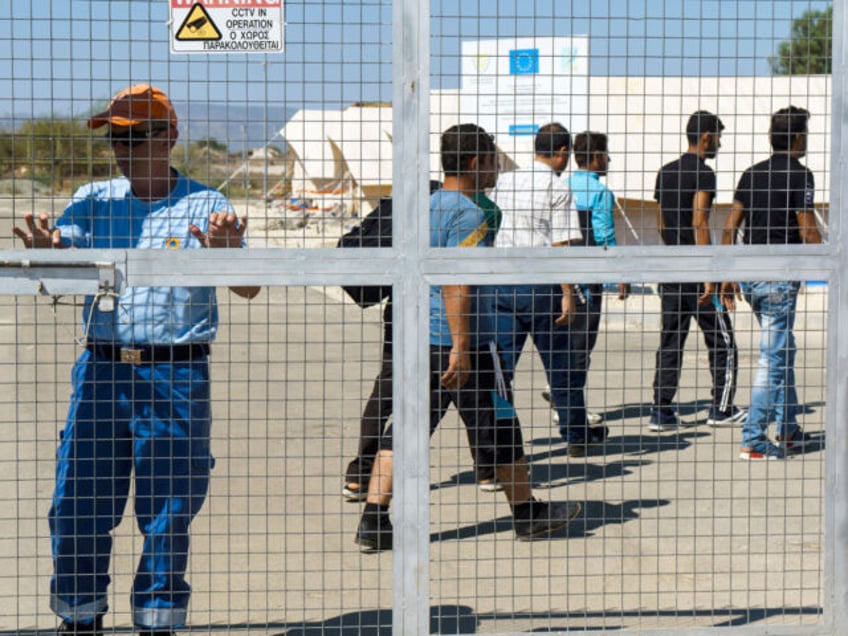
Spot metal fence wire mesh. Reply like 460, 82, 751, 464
0, 0, 844, 634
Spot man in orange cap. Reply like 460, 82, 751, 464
13, 83, 259, 636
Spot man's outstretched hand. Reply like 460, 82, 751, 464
189, 212, 248, 249
12, 213, 65, 248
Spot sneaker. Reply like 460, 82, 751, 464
707, 406, 747, 427
513, 501, 582, 541
568, 425, 610, 458
543, 390, 603, 425
478, 479, 504, 492
58, 618, 103, 635
343, 483, 368, 502
739, 442, 785, 461
648, 408, 679, 432
355, 512, 393, 552
776, 427, 811, 453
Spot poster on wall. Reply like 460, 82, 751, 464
461, 37, 589, 166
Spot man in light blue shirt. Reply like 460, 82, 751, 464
567, 132, 619, 249
13, 84, 259, 636
565, 132, 630, 449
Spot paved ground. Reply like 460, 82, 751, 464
0, 196, 830, 634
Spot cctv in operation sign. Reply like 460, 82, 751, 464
171, 0, 284, 54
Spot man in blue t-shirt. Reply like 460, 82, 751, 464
13, 84, 259, 636
354, 124, 581, 552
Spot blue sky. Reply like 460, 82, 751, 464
0, 0, 832, 122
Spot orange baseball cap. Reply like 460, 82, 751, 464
87, 84, 178, 130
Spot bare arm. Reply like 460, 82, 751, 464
551, 239, 577, 325
797, 210, 823, 245
692, 191, 715, 304
692, 191, 713, 247
719, 201, 746, 310
440, 283, 472, 390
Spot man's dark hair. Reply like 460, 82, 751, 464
770, 106, 810, 151
534, 122, 571, 156
686, 110, 725, 145
572, 131, 608, 168
440, 123, 495, 176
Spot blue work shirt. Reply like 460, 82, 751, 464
429, 190, 494, 348
566, 170, 618, 247
57, 171, 238, 345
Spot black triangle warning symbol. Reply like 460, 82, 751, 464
176, 4, 222, 41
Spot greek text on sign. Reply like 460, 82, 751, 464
171, 0, 284, 54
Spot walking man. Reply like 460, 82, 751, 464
354, 124, 581, 552
491, 123, 608, 457
565, 131, 631, 437
722, 106, 822, 460
650, 110, 744, 431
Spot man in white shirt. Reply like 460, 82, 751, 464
491, 123, 609, 458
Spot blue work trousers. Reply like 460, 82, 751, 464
49, 349, 213, 630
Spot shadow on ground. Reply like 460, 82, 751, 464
429, 497, 669, 543
17, 603, 816, 634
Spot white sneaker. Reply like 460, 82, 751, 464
552, 410, 602, 425
587, 411, 604, 425
478, 479, 504, 492
707, 406, 747, 427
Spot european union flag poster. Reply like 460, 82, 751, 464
509, 48, 539, 75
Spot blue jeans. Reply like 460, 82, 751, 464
493, 284, 586, 442
740, 281, 800, 447
49, 349, 213, 629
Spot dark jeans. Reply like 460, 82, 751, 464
494, 284, 588, 443
652, 282, 738, 412
570, 287, 603, 401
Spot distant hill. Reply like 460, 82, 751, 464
0, 102, 299, 154
173, 101, 298, 153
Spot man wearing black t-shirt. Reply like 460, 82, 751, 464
650, 111, 743, 432
722, 106, 822, 461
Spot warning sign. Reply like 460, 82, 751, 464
171, 0, 284, 54
175, 4, 222, 41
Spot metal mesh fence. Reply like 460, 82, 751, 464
0, 0, 843, 634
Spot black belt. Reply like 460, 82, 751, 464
86, 342, 210, 364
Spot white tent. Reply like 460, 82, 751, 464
281, 105, 391, 213
280, 75, 831, 211
281, 109, 346, 188
327, 106, 393, 206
